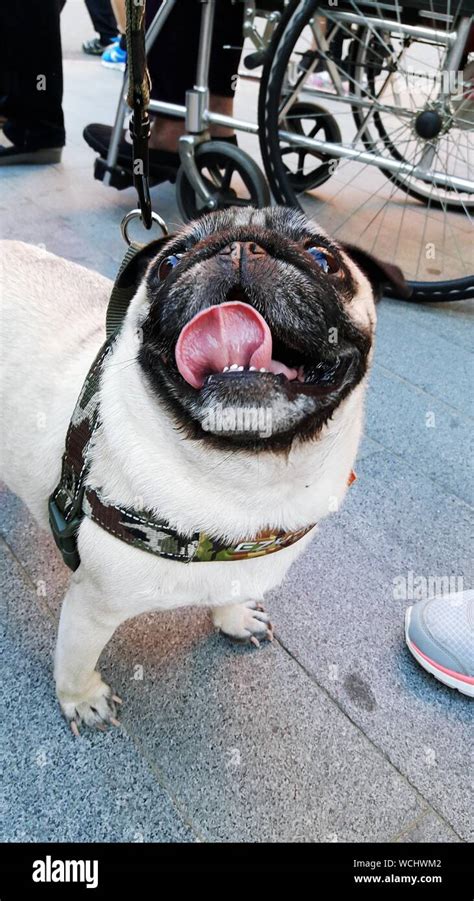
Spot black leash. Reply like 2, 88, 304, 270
104, 0, 168, 340
125, 0, 153, 230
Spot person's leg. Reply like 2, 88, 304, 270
84, 0, 118, 46
110, 0, 126, 35
208, 0, 244, 138
146, 0, 244, 151
82, 0, 244, 176
0, 0, 65, 156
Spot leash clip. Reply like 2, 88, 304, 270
129, 104, 152, 230
48, 496, 82, 572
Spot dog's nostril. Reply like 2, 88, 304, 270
218, 242, 267, 258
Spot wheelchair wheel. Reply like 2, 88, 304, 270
176, 141, 270, 221
349, 25, 474, 212
258, 0, 474, 301
281, 102, 342, 191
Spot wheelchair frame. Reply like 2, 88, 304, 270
102, 0, 474, 206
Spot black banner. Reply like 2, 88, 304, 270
0, 842, 472, 897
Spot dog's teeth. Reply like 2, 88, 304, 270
237, 365, 244, 371
249, 366, 256, 371
259, 367, 266, 373
229, 363, 239, 371
223, 366, 229, 372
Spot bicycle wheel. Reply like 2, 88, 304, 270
259, 0, 474, 301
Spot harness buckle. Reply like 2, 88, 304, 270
48, 496, 82, 572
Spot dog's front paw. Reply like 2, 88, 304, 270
213, 600, 274, 648
57, 672, 122, 736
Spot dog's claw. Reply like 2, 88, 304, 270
214, 600, 274, 647
59, 678, 121, 733
112, 695, 123, 705
110, 717, 121, 728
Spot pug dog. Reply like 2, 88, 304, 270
0, 206, 408, 732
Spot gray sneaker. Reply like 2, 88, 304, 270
405, 590, 474, 697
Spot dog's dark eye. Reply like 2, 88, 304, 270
307, 246, 339, 274
159, 254, 182, 280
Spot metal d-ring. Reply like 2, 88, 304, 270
120, 209, 169, 246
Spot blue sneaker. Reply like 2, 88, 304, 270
101, 41, 127, 71
405, 589, 474, 697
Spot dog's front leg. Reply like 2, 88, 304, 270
212, 600, 274, 647
54, 575, 125, 733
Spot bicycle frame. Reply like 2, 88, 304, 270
103, 1, 474, 198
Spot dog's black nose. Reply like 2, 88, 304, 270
218, 241, 268, 273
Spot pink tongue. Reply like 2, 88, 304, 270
175, 301, 297, 389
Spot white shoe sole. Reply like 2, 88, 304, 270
101, 60, 126, 71
405, 606, 474, 698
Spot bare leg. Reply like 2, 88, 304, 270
212, 600, 273, 647
207, 95, 235, 139
111, 0, 126, 34
54, 576, 126, 733
149, 94, 235, 151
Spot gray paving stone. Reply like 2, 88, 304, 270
379, 297, 474, 355
265, 457, 472, 840
61, 0, 100, 60
335, 451, 473, 579
0, 542, 196, 843
357, 434, 385, 461
395, 811, 461, 844
100, 606, 426, 843
366, 366, 474, 504
375, 301, 474, 417
0, 484, 68, 614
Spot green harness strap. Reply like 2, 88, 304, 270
106, 242, 143, 339
48, 236, 166, 570
106, 230, 170, 338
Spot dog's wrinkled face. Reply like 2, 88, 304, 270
138, 207, 407, 450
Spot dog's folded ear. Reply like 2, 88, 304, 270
341, 243, 412, 302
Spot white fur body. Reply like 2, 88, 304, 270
0, 239, 374, 728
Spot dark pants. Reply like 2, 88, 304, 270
0, 0, 244, 150
0, 0, 66, 149
85, 0, 118, 45
146, 0, 243, 109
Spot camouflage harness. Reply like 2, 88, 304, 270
48, 240, 354, 572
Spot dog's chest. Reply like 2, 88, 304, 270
78, 513, 314, 614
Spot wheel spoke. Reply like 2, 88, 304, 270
220, 162, 234, 192
265, 0, 473, 291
